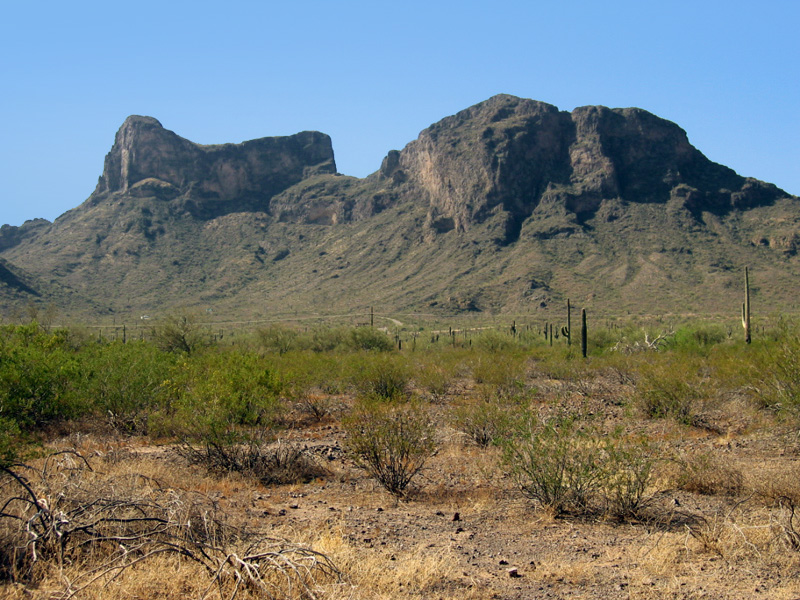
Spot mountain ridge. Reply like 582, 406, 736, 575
1, 94, 797, 320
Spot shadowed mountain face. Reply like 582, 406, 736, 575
0, 95, 797, 319
382, 96, 785, 243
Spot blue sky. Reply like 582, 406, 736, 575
1, 0, 798, 227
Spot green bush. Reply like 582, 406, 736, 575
503, 418, 656, 517
276, 351, 343, 419
76, 341, 174, 433
669, 323, 729, 354
0, 323, 81, 430
349, 353, 410, 401
748, 327, 800, 418
348, 327, 394, 351
153, 350, 285, 440
153, 312, 208, 355
0, 417, 21, 467
471, 351, 530, 402
474, 330, 517, 353
451, 399, 518, 447
601, 437, 656, 518
503, 417, 605, 513
344, 400, 435, 497
633, 355, 709, 423
413, 360, 456, 403
257, 324, 299, 354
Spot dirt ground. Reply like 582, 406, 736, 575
5, 374, 800, 600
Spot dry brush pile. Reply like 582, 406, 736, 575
0, 450, 339, 599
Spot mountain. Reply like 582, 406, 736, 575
1, 95, 798, 321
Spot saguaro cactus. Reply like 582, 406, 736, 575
742, 266, 751, 344
581, 308, 588, 358
561, 298, 572, 346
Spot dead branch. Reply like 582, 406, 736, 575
0, 451, 340, 598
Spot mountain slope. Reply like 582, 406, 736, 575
1, 95, 798, 320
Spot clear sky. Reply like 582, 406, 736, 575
1, 0, 797, 227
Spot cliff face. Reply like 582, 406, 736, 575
91, 116, 337, 218
382, 95, 787, 242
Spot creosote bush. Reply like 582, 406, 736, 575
633, 355, 711, 423
502, 417, 657, 517
451, 399, 519, 447
349, 353, 410, 401
153, 311, 207, 355
471, 351, 530, 402
0, 322, 81, 431
76, 341, 175, 433
749, 326, 800, 419
151, 349, 285, 440
344, 400, 436, 497
179, 435, 330, 485
671, 450, 744, 496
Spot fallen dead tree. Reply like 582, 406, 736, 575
0, 450, 339, 599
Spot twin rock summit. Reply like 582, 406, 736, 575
1, 94, 797, 318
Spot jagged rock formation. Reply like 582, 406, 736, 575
91, 116, 337, 218
379, 95, 786, 243
0, 95, 797, 319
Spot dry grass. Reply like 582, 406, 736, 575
6, 350, 800, 599
0, 449, 339, 600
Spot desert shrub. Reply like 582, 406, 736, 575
284, 350, 348, 395
153, 311, 208, 355
670, 323, 729, 353
672, 450, 744, 496
473, 329, 517, 353
295, 325, 392, 352
302, 326, 349, 352
76, 341, 174, 433
503, 417, 605, 514
348, 326, 394, 351
349, 352, 410, 401
503, 418, 656, 517
257, 323, 299, 354
180, 436, 329, 485
413, 352, 462, 402
276, 351, 343, 420
601, 437, 656, 519
0, 323, 81, 430
748, 327, 800, 418
451, 399, 518, 447
471, 351, 530, 402
344, 400, 435, 497
633, 355, 710, 423
153, 349, 285, 439
0, 417, 20, 468
588, 325, 628, 354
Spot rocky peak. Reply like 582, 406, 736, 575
94, 115, 194, 195
383, 95, 790, 243
91, 116, 337, 218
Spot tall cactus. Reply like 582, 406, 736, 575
581, 308, 588, 358
742, 266, 751, 344
561, 298, 572, 346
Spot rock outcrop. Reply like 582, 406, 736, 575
381, 95, 788, 243
91, 116, 337, 218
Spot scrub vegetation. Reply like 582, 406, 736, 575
2, 315, 800, 599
